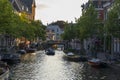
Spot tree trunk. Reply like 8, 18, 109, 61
80, 39, 86, 55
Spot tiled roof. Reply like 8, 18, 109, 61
20, 0, 34, 13
9, 0, 35, 13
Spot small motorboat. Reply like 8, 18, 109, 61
63, 52, 88, 62
16, 49, 26, 54
67, 52, 74, 56
0, 53, 21, 64
25, 48, 37, 53
88, 58, 108, 68
88, 58, 100, 66
45, 48, 55, 55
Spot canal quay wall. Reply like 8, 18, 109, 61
0, 61, 9, 80
0, 69, 9, 80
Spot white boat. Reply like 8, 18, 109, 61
64, 52, 81, 61
64, 52, 88, 62
67, 52, 74, 56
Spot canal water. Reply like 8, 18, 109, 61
9, 51, 120, 80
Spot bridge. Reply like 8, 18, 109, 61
46, 40, 66, 45
42, 40, 67, 49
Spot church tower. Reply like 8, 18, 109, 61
32, 0, 36, 20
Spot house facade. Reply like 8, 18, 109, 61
103, 0, 120, 54
0, 0, 36, 51
82, 0, 120, 57
82, 0, 113, 21
46, 24, 64, 41
0, 34, 14, 52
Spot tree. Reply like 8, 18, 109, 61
61, 22, 78, 40
105, 0, 120, 38
19, 12, 30, 23
0, 0, 15, 34
75, 2, 101, 54
76, 3, 99, 41
103, 0, 120, 53
31, 20, 46, 40
0, 0, 46, 49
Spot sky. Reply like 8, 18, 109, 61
35, 0, 88, 25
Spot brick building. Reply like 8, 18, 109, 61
81, 0, 114, 21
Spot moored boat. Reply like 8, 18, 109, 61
64, 52, 88, 62
67, 52, 74, 56
16, 49, 26, 54
0, 53, 21, 64
25, 48, 37, 53
88, 58, 108, 68
45, 48, 55, 55
88, 58, 100, 67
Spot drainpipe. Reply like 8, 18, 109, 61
104, 33, 106, 53
111, 34, 114, 60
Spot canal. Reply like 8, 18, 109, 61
9, 50, 120, 80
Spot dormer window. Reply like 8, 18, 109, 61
26, 7, 28, 12
22, 6, 24, 10
57, 28, 59, 32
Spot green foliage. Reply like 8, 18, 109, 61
62, 24, 71, 40
19, 12, 29, 23
76, 3, 99, 40
105, 0, 120, 38
0, 0, 46, 41
62, 23, 78, 40
62, 3, 101, 41
0, 0, 14, 33
31, 20, 46, 40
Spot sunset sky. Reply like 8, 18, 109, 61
35, 0, 88, 25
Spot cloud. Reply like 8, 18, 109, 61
35, 0, 89, 25
36, 4, 49, 9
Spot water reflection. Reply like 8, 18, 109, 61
36, 53, 84, 80
82, 65, 120, 80
20, 53, 36, 62
9, 51, 120, 80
